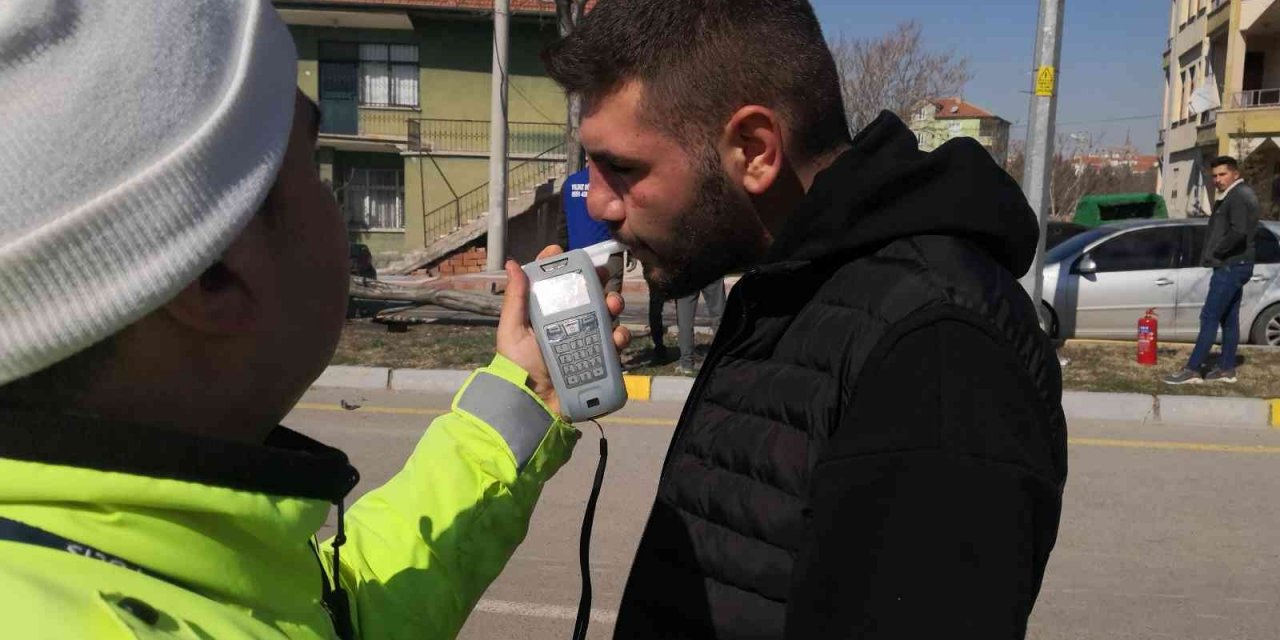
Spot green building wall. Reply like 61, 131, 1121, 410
287, 13, 567, 258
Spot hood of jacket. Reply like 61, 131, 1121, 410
766, 111, 1037, 278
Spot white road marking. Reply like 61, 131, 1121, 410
474, 599, 618, 624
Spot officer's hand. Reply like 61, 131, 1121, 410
497, 246, 630, 418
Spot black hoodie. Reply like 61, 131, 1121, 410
768, 111, 1038, 274
614, 113, 1067, 640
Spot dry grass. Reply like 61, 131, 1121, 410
332, 319, 712, 377
333, 321, 1280, 397
1058, 341, 1280, 398
331, 320, 496, 371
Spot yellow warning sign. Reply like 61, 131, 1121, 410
1035, 66, 1056, 97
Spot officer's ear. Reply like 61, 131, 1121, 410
162, 218, 269, 336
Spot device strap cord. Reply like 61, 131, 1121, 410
572, 419, 608, 640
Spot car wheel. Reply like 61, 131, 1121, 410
1250, 303, 1280, 346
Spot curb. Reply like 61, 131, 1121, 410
313, 366, 390, 390
314, 366, 1280, 430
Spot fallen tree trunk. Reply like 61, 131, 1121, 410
349, 277, 502, 317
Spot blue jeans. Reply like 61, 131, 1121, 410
1187, 262, 1254, 372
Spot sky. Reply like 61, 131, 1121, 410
811, 0, 1168, 154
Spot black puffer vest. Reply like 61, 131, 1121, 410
613, 113, 1066, 639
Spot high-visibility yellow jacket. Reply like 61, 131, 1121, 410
0, 355, 578, 639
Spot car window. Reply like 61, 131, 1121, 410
1047, 228, 1113, 264
1186, 225, 1280, 265
1256, 228, 1280, 264
1181, 223, 1208, 268
1086, 227, 1181, 273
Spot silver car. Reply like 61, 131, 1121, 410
1041, 219, 1280, 346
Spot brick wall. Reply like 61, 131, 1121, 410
432, 244, 488, 276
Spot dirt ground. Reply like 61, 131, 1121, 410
332, 319, 713, 377
333, 320, 1280, 397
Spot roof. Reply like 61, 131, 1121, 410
1072, 152, 1159, 172
275, 0, 597, 16
930, 97, 1009, 123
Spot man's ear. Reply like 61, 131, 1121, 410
161, 224, 265, 335
723, 106, 785, 196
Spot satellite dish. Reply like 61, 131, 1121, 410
950, 105, 960, 113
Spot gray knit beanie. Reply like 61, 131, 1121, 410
0, 0, 297, 385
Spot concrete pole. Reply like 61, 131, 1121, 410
486, 0, 511, 272
557, 0, 586, 175
1019, 0, 1065, 328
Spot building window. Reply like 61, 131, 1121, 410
359, 44, 419, 108
344, 168, 404, 230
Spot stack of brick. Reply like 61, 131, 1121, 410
433, 245, 488, 277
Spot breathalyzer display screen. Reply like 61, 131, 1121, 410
534, 271, 591, 316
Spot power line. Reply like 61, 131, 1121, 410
1010, 113, 1160, 129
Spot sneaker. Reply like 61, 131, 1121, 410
1205, 368, 1238, 383
1162, 368, 1203, 385
674, 363, 700, 376
651, 345, 670, 363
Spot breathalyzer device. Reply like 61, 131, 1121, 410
523, 240, 629, 422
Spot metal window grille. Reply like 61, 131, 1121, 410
345, 168, 404, 231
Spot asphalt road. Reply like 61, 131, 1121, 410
287, 388, 1280, 640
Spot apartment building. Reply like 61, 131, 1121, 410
1161, 0, 1280, 218
274, 0, 572, 269
909, 97, 1012, 165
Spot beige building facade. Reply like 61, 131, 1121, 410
1161, 0, 1280, 218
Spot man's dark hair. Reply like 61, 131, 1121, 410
543, 0, 851, 160
1211, 156, 1240, 172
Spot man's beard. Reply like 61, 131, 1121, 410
643, 152, 766, 299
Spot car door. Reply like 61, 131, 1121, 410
1073, 226, 1181, 339
1175, 224, 1280, 340
1243, 227, 1280, 338
1172, 221, 1210, 341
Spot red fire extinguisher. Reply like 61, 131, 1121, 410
1137, 308, 1158, 366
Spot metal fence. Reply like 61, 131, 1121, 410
407, 119, 566, 155
421, 143, 566, 242
358, 109, 414, 139
1233, 89, 1280, 109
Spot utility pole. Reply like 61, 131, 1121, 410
1019, 0, 1065, 329
486, 0, 511, 272
557, 0, 587, 175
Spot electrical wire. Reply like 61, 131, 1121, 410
1010, 113, 1161, 128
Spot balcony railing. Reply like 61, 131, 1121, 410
319, 107, 416, 140
1233, 89, 1280, 108
319, 111, 567, 156
408, 119, 567, 156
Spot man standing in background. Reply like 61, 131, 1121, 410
562, 167, 624, 294
1165, 156, 1260, 385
